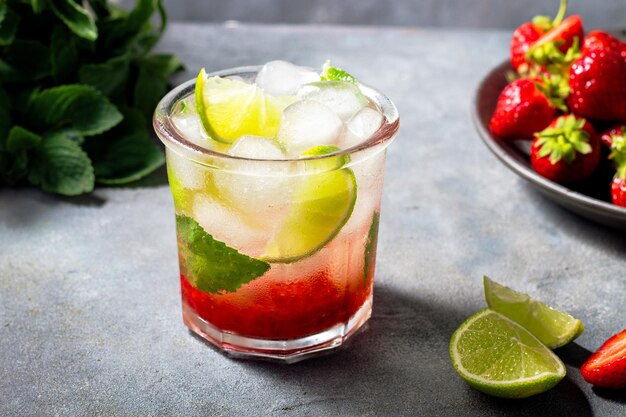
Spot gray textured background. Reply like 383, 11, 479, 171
117, 0, 625, 29
1, 23, 625, 416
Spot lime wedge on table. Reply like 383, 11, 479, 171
450, 309, 566, 399
195, 69, 295, 143
484, 276, 584, 349
262, 146, 356, 263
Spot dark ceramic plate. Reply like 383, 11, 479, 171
472, 59, 626, 231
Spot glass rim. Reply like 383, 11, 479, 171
153, 65, 400, 166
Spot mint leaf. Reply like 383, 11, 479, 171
2, 40, 50, 81
29, 0, 47, 14
49, 0, 98, 41
79, 54, 130, 97
176, 215, 270, 294
133, 55, 182, 118
51, 25, 80, 83
321, 60, 357, 85
0, 6, 19, 46
1, 126, 42, 184
28, 133, 94, 195
92, 132, 164, 184
363, 211, 380, 283
0, 84, 9, 143
28, 84, 123, 136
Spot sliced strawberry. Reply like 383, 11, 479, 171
489, 78, 558, 140
581, 329, 626, 389
530, 114, 600, 183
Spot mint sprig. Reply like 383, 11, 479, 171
0, 0, 183, 196
320, 60, 357, 85
176, 215, 270, 294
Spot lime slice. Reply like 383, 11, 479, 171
484, 276, 584, 349
450, 308, 566, 399
194, 69, 295, 143
262, 146, 356, 263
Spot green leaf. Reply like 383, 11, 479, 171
79, 54, 130, 97
87, 0, 109, 18
28, 133, 94, 195
91, 132, 164, 184
0, 84, 10, 145
321, 60, 358, 85
176, 214, 270, 294
28, 84, 123, 136
6, 125, 42, 152
50, 25, 79, 83
1, 126, 42, 184
0, 6, 19, 46
133, 64, 168, 119
138, 53, 184, 78
104, 0, 162, 52
2, 40, 50, 81
30, 0, 47, 13
49, 0, 98, 41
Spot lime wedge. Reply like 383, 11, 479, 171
262, 146, 356, 263
194, 69, 295, 143
484, 276, 584, 349
450, 308, 566, 399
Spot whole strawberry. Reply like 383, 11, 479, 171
567, 44, 626, 122
600, 125, 625, 148
531, 115, 600, 183
583, 30, 626, 60
606, 126, 626, 207
490, 78, 559, 140
581, 329, 626, 389
511, 0, 583, 73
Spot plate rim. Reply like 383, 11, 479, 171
472, 60, 626, 221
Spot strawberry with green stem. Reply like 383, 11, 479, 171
530, 114, 600, 183
606, 126, 626, 207
489, 76, 568, 140
512, 0, 583, 74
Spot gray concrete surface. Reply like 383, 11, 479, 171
2, 24, 626, 416
119, 0, 626, 30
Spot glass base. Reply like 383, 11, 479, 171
182, 295, 372, 363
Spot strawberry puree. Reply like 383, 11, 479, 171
181, 266, 373, 340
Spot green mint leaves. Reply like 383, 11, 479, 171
176, 215, 270, 294
320, 60, 358, 85
0, 0, 183, 196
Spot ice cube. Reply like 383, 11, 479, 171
276, 100, 343, 156
227, 135, 285, 160
192, 194, 270, 257
166, 150, 208, 191
339, 107, 384, 149
297, 81, 368, 121
172, 115, 213, 149
256, 61, 320, 96
212, 136, 297, 227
